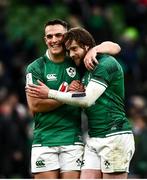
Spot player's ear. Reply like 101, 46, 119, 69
44, 36, 47, 44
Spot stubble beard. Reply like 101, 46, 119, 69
77, 58, 87, 78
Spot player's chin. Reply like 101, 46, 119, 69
54, 45, 63, 50
52, 48, 63, 54
73, 59, 80, 67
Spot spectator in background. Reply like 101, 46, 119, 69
6, 91, 32, 178
129, 109, 147, 178
0, 89, 32, 178
0, 89, 14, 178
85, 5, 113, 43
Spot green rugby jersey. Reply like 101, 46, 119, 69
26, 53, 82, 146
82, 54, 132, 137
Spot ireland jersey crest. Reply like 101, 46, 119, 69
66, 67, 76, 78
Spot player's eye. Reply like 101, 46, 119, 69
55, 33, 63, 38
46, 34, 52, 39
72, 47, 77, 51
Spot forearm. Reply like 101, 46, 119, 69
26, 95, 62, 113
48, 81, 106, 108
95, 41, 121, 55
33, 99, 63, 112
49, 90, 88, 107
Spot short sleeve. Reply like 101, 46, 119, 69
25, 58, 44, 85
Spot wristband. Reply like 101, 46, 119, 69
48, 89, 58, 99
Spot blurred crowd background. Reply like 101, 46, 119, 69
0, 0, 147, 178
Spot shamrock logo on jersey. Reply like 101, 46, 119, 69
104, 160, 110, 169
66, 67, 76, 78
76, 158, 84, 167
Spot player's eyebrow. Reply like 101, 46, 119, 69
46, 33, 63, 39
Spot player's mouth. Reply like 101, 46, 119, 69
51, 44, 62, 49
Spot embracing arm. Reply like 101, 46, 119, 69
95, 41, 121, 55
84, 41, 121, 70
48, 81, 106, 107
26, 80, 106, 108
26, 93, 62, 113
26, 79, 84, 113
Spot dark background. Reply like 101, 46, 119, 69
0, 0, 147, 178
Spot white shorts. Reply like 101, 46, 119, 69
82, 133, 135, 173
31, 145, 84, 173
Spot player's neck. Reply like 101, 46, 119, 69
47, 50, 65, 63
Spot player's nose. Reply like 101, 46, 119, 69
70, 51, 75, 58
52, 35, 58, 42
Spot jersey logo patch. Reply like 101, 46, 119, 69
66, 67, 76, 78
26, 73, 33, 87
46, 74, 57, 81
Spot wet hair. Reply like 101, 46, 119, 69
64, 27, 96, 49
44, 19, 69, 30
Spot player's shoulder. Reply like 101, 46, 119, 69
97, 54, 123, 77
26, 56, 45, 72
98, 54, 117, 64
96, 54, 120, 70
94, 54, 122, 74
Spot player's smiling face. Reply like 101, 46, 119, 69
66, 40, 87, 67
44, 24, 67, 55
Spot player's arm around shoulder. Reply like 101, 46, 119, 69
84, 41, 121, 70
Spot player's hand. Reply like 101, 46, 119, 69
25, 80, 49, 99
84, 47, 98, 71
68, 80, 85, 92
